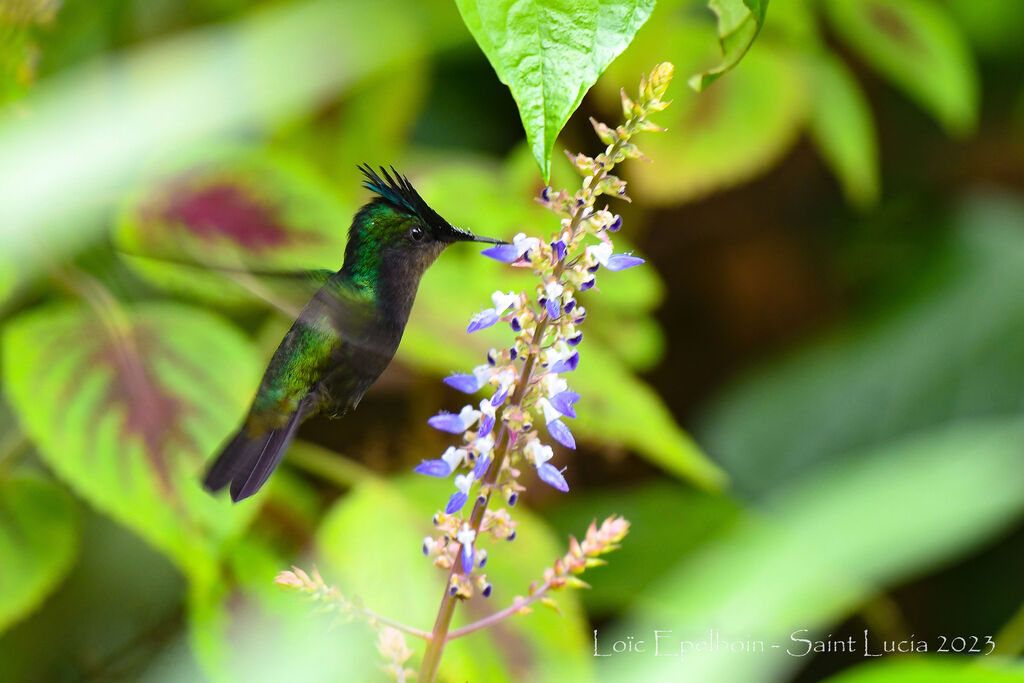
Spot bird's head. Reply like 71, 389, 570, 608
343, 166, 504, 282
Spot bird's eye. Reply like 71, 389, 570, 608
410, 225, 426, 242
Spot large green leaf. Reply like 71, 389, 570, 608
600, 16, 807, 204
602, 417, 1024, 682
701, 194, 1024, 495
2, 302, 262, 585
822, 0, 978, 135
114, 147, 351, 306
316, 474, 593, 682
689, 0, 769, 92
806, 52, 879, 207
455, 0, 655, 181
0, 477, 80, 634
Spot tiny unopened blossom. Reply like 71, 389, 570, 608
377, 627, 415, 682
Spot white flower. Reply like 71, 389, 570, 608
524, 440, 554, 467
512, 232, 540, 256
490, 290, 518, 315
441, 446, 466, 472
543, 373, 568, 397
544, 280, 564, 300
454, 473, 474, 494
456, 522, 477, 546
479, 398, 496, 419
587, 241, 613, 267
474, 434, 495, 456
538, 397, 561, 425
457, 404, 481, 429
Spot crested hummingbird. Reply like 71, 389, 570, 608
203, 165, 504, 501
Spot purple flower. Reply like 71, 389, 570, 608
606, 254, 645, 271
491, 387, 508, 407
481, 244, 520, 262
473, 454, 491, 479
444, 374, 479, 393
428, 405, 481, 433
414, 459, 451, 477
550, 390, 580, 419
510, 317, 521, 332
478, 412, 494, 436
580, 277, 596, 291
456, 524, 477, 573
546, 298, 560, 319
547, 419, 576, 449
537, 462, 569, 492
567, 332, 583, 346
551, 239, 567, 262
446, 491, 468, 514
467, 309, 499, 333
588, 242, 644, 271
608, 215, 622, 232
482, 233, 537, 263
550, 350, 579, 373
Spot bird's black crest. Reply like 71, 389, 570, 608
358, 164, 450, 232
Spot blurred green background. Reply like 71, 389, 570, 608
1, 0, 1023, 681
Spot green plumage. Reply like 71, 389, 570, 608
203, 166, 504, 501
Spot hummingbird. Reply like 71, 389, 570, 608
203, 165, 504, 502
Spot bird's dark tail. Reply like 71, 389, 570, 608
203, 403, 308, 502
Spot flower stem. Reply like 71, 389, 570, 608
445, 580, 552, 641
418, 100, 644, 682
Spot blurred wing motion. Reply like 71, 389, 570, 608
202, 273, 391, 501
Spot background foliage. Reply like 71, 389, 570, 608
0, 0, 1022, 681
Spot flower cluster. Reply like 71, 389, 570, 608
413, 63, 675, 600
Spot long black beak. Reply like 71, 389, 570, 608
443, 224, 508, 244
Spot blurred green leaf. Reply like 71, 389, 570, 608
806, 53, 879, 207
454, 0, 655, 182
546, 482, 741, 613
0, 477, 79, 634
317, 474, 593, 683
605, 417, 1024, 682
600, 18, 806, 205
114, 146, 351, 306
0, 0, 60, 104
188, 536, 375, 682
0, 510, 192, 682
689, 0, 769, 92
0, 0, 461, 275
2, 301, 261, 585
701, 193, 1024, 495
944, 0, 1024, 60
820, 656, 1024, 682
822, 0, 978, 135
